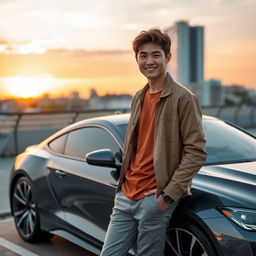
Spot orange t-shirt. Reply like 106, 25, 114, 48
123, 88, 161, 200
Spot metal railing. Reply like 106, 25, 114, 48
0, 109, 129, 156
0, 105, 255, 156
202, 104, 256, 128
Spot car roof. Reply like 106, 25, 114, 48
42, 113, 217, 146
50, 113, 217, 135
45, 114, 130, 142
88, 113, 131, 126
74, 113, 216, 127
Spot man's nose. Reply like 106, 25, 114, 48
146, 56, 154, 64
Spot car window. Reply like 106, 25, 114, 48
48, 134, 68, 154
118, 120, 256, 165
64, 127, 120, 159
203, 119, 256, 164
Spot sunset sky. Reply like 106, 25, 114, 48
0, 0, 255, 99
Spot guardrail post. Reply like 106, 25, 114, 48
250, 105, 256, 127
216, 105, 223, 118
234, 105, 241, 125
14, 113, 22, 155
72, 111, 80, 124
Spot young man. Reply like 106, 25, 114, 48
100, 28, 207, 256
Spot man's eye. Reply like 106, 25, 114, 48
140, 55, 146, 58
153, 54, 160, 58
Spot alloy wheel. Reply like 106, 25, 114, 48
12, 179, 37, 238
166, 227, 208, 256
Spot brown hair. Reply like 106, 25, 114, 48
132, 28, 171, 57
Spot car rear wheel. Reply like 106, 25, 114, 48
11, 176, 53, 242
165, 222, 216, 256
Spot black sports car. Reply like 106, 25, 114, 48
9, 114, 256, 256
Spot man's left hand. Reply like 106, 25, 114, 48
144, 189, 170, 211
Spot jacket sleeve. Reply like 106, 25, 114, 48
163, 94, 207, 201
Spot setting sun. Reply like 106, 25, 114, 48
4, 76, 56, 98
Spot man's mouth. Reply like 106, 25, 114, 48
145, 67, 157, 71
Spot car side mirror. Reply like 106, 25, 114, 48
86, 149, 120, 168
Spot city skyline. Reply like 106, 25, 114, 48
0, 0, 255, 98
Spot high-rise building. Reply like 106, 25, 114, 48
165, 21, 204, 89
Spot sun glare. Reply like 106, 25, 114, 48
4, 76, 56, 98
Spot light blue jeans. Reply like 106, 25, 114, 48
100, 190, 179, 256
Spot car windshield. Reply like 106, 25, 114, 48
118, 119, 256, 165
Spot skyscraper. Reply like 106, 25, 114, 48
165, 21, 204, 88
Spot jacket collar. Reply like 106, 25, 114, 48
137, 72, 175, 100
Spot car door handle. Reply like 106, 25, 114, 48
55, 170, 66, 177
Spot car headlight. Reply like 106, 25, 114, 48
218, 207, 256, 231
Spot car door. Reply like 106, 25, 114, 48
47, 125, 122, 242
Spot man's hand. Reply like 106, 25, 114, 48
144, 189, 170, 211
144, 189, 157, 196
156, 194, 170, 211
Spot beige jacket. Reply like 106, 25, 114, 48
117, 73, 207, 201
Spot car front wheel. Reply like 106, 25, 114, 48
11, 176, 53, 242
165, 222, 216, 256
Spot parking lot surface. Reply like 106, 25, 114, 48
0, 218, 96, 256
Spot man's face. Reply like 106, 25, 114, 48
136, 43, 171, 80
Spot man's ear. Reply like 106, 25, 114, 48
166, 53, 171, 64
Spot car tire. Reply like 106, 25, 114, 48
165, 222, 216, 256
11, 176, 53, 242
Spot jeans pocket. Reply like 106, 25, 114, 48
149, 194, 163, 212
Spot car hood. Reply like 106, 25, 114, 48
192, 161, 256, 208
199, 161, 256, 187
